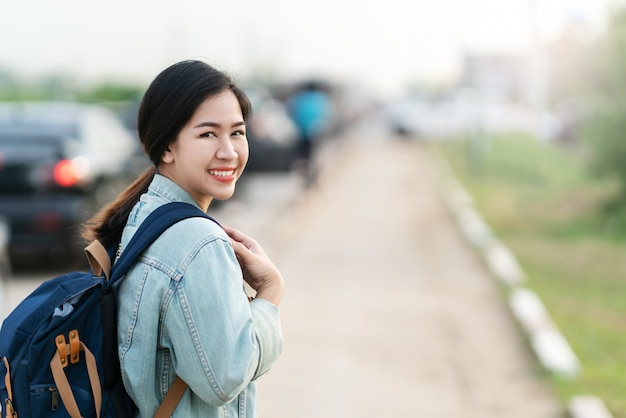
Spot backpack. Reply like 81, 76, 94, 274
0, 202, 217, 418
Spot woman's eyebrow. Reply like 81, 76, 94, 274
193, 121, 246, 128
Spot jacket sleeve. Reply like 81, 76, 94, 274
161, 235, 284, 406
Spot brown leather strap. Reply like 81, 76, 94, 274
85, 240, 111, 280
50, 334, 102, 418
153, 377, 188, 418
69, 331, 80, 365
3, 357, 17, 418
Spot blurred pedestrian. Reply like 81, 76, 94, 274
286, 81, 334, 186
81, 60, 284, 417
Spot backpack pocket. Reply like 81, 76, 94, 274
31, 383, 98, 418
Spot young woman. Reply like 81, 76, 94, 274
82, 60, 284, 417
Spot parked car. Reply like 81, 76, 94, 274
0, 102, 148, 266
0, 215, 10, 278
243, 87, 300, 172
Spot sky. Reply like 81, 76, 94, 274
0, 0, 617, 96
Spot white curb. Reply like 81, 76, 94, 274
483, 239, 525, 285
429, 149, 611, 417
454, 205, 493, 248
569, 396, 614, 418
446, 179, 475, 209
509, 287, 580, 377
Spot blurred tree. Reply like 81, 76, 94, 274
549, 25, 594, 105
76, 83, 144, 103
0, 71, 77, 101
0, 70, 17, 91
0, 69, 144, 104
578, 6, 626, 204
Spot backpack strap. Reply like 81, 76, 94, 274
84, 202, 216, 283
85, 240, 112, 279
3, 357, 17, 418
109, 201, 218, 285
154, 377, 189, 418
50, 331, 102, 418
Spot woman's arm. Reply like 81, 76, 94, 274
165, 235, 283, 405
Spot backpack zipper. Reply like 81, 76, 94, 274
49, 386, 59, 411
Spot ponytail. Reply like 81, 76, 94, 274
81, 166, 156, 248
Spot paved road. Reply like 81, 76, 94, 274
240, 135, 564, 418
1, 131, 564, 417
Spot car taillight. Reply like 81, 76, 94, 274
36, 212, 63, 232
53, 157, 90, 187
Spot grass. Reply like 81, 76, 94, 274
434, 132, 626, 417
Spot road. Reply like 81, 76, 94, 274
1, 131, 564, 417
251, 134, 563, 417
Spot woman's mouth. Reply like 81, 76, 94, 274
208, 168, 236, 182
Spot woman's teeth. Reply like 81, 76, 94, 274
209, 170, 234, 177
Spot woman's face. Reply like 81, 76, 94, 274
159, 89, 249, 210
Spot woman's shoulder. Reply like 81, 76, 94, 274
160, 215, 227, 248
141, 215, 233, 276
131, 196, 225, 240
122, 198, 230, 260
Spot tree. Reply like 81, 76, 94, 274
579, 6, 626, 203
76, 83, 144, 103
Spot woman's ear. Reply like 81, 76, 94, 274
162, 147, 174, 164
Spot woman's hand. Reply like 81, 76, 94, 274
223, 226, 284, 306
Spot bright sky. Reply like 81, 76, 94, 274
0, 0, 616, 95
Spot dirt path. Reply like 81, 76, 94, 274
254, 136, 563, 417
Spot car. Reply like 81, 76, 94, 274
0, 101, 149, 266
243, 87, 300, 172
0, 215, 10, 278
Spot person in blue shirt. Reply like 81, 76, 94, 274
286, 81, 334, 185
82, 60, 284, 417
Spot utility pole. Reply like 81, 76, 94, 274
527, 0, 551, 140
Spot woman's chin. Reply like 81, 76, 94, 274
211, 190, 235, 202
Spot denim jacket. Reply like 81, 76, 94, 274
115, 174, 284, 417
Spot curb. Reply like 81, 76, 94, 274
509, 287, 579, 377
569, 396, 615, 418
428, 150, 614, 418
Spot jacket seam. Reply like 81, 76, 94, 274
176, 285, 229, 401
119, 263, 149, 376
162, 234, 235, 403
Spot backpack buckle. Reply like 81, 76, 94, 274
3, 357, 17, 417
5, 397, 17, 417
54, 334, 68, 368
69, 330, 80, 365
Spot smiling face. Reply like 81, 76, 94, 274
158, 89, 249, 210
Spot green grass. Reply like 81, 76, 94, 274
435, 132, 626, 417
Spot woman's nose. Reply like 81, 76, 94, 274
216, 137, 238, 160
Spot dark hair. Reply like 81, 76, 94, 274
82, 60, 251, 248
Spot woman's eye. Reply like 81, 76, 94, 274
200, 131, 216, 138
232, 130, 246, 137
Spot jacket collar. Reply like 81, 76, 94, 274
147, 174, 205, 212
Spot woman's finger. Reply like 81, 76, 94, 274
223, 225, 245, 240
224, 226, 253, 246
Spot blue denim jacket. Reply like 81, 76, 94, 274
115, 174, 284, 417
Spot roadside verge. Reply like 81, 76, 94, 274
427, 148, 614, 418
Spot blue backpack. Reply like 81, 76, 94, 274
0, 202, 216, 418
